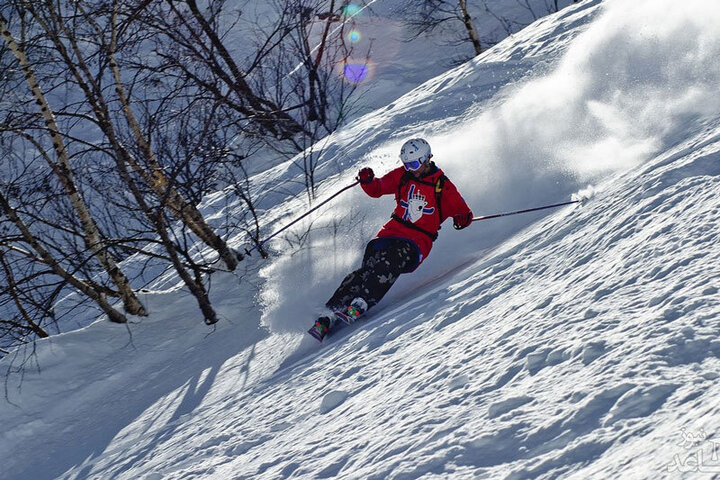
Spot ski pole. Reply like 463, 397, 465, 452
472, 199, 581, 222
246, 180, 360, 257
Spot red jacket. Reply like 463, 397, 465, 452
361, 163, 473, 264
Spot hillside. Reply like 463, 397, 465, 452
1, 0, 719, 478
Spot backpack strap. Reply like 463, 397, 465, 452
396, 170, 413, 204
434, 174, 447, 226
391, 214, 439, 241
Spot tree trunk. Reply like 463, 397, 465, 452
73, 1, 241, 271
458, 0, 483, 56
109, 57, 241, 271
151, 210, 218, 325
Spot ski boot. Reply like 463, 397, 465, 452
308, 316, 332, 342
334, 297, 368, 325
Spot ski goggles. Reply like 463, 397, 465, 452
402, 159, 424, 171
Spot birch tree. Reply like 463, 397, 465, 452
0, 0, 374, 350
1, 11, 147, 317
403, 0, 484, 58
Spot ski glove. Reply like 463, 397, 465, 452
453, 212, 473, 230
358, 167, 375, 184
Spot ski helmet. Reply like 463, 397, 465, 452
399, 138, 432, 171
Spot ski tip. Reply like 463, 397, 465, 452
307, 328, 325, 342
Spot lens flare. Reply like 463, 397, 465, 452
338, 59, 374, 85
347, 30, 361, 43
343, 4, 362, 17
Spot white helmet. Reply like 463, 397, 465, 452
399, 138, 432, 169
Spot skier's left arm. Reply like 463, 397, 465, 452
443, 181, 474, 230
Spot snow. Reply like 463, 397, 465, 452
2, 0, 720, 478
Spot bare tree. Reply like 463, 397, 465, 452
404, 0, 577, 61
276, 0, 365, 200
459, 0, 483, 55
0, 1, 226, 340
131, 0, 308, 145
0, 249, 50, 340
134, 0, 364, 199
0, 0, 375, 356
0, 188, 129, 325
402, 0, 484, 59
0, 11, 147, 317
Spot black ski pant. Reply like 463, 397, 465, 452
326, 237, 420, 312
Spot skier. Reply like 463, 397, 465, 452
309, 138, 474, 341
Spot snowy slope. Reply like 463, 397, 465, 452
2, 0, 720, 479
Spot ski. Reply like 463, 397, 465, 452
308, 316, 332, 342
307, 325, 326, 342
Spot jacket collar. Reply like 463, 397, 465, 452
423, 161, 440, 178
415, 161, 440, 181
399, 161, 442, 182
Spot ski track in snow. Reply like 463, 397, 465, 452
2, 0, 720, 479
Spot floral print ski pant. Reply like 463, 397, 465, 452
326, 237, 420, 312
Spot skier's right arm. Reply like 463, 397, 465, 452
359, 167, 404, 198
